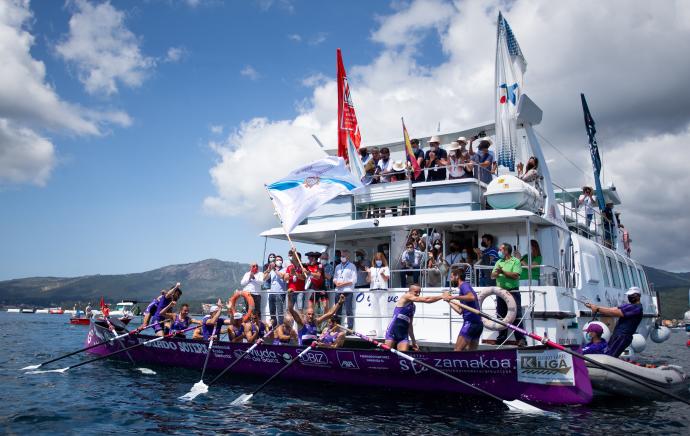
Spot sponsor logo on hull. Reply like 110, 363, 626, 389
517, 349, 574, 386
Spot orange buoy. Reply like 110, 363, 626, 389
228, 290, 254, 322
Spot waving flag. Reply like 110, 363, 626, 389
337, 48, 361, 162
267, 157, 363, 233
402, 118, 421, 179
347, 135, 365, 182
581, 93, 606, 211
495, 11, 526, 172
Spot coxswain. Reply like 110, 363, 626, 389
314, 317, 345, 349
585, 287, 643, 357
150, 284, 183, 336
142, 289, 167, 326
385, 284, 444, 351
200, 301, 232, 341
443, 266, 484, 351
287, 290, 345, 346
159, 302, 202, 337
582, 323, 608, 355
273, 314, 298, 345
229, 312, 249, 343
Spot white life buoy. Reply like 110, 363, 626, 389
477, 287, 517, 331
630, 333, 647, 352
649, 325, 671, 343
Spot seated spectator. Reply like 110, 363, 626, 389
472, 140, 494, 184
425, 136, 448, 181
578, 186, 597, 229
377, 147, 394, 182
516, 239, 542, 286
582, 323, 607, 355
400, 242, 423, 287
517, 156, 540, 185
407, 138, 426, 183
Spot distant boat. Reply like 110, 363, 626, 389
20, 308, 35, 313
35, 309, 49, 314
49, 307, 65, 314
7, 308, 20, 313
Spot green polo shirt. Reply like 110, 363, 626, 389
493, 256, 522, 290
520, 255, 542, 280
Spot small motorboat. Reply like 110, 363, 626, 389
49, 307, 65, 314
70, 317, 91, 325
21, 308, 35, 313
586, 354, 689, 400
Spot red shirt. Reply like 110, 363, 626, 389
286, 264, 305, 291
306, 264, 324, 290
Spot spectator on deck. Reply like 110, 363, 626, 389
282, 250, 306, 309
241, 263, 264, 321
516, 239, 542, 286
425, 136, 448, 181
390, 161, 407, 182
304, 252, 324, 310
492, 243, 525, 347
320, 252, 334, 290
334, 250, 358, 330
362, 147, 381, 185
354, 250, 369, 288
262, 253, 276, 290
408, 229, 426, 252
472, 140, 494, 184
620, 223, 631, 256
578, 186, 597, 229
603, 202, 615, 248
474, 234, 498, 286
425, 250, 444, 287
582, 323, 608, 355
447, 141, 464, 179
445, 241, 463, 286
378, 147, 394, 182
400, 242, 423, 287
407, 138, 425, 183
268, 255, 287, 325
517, 156, 540, 186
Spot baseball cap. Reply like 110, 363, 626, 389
625, 287, 642, 296
584, 323, 603, 335
233, 312, 244, 320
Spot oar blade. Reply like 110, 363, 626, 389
25, 367, 69, 375
504, 399, 554, 416
179, 381, 209, 401
230, 393, 253, 406
20, 364, 41, 371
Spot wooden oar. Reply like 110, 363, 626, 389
178, 325, 221, 399
25, 325, 198, 374
20, 321, 165, 370
230, 344, 315, 406
179, 326, 276, 401
339, 326, 549, 414
454, 301, 690, 406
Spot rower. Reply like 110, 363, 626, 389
314, 317, 345, 349
201, 303, 232, 341
273, 314, 298, 345
159, 302, 202, 338
246, 311, 268, 344
229, 312, 248, 343
149, 284, 183, 336
287, 290, 345, 346
443, 266, 484, 351
582, 323, 607, 355
142, 290, 166, 326
385, 284, 444, 351
585, 287, 643, 357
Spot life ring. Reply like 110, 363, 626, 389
477, 287, 517, 331
229, 290, 254, 322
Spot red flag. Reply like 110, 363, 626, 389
337, 48, 361, 162
99, 296, 105, 310
402, 118, 422, 179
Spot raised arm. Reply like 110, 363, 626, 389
286, 292, 303, 328
158, 300, 177, 319
316, 294, 345, 324
585, 303, 624, 317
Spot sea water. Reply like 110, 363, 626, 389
1, 312, 688, 434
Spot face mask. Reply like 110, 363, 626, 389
434, 244, 441, 250
375, 260, 383, 267
288, 256, 293, 262
251, 266, 259, 274
480, 241, 487, 248
498, 251, 505, 259
356, 256, 363, 262
461, 252, 468, 260
628, 296, 638, 304
268, 257, 275, 262
585, 333, 592, 342
276, 261, 283, 267
341, 257, 347, 263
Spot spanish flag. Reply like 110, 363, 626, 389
402, 118, 422, 179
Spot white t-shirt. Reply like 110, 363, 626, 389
377, 159, 394, 182
579, 194, 597, 215
334, 262, 358, 293
368, 266, 390, 290
241, 271, 265, 295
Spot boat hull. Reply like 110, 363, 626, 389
85, 322, 592, 405
70, 317, 91, 325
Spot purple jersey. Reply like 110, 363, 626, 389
458, 282, 481, 324
385, 302, 416, 342
321, 330, 339, 345
612, 303, 643, 336
298, 322, 318, 346
171, 314, 190, 331
582, 339, 607, 355
144, 296, 160, 315
201, 315, 225, 340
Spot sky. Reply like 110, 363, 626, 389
1, 0, 690, 280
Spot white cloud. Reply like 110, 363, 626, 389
164, 46, 186, 63
56, 0, 155, 96
256, 0, 294, 14
300, 72, 328, 88
205, 0, 690, 271
240, 65, 260, 80
210, 124, 223, 134
0, 118, 54, 186
0, 0, 131, 187
287, 33, 302, 42
308, 32, 327, 46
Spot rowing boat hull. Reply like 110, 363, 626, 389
85, 322, 592, 405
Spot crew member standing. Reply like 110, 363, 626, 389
586, 287, 643, 357
491, 243, 525, 346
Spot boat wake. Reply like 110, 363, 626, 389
25, 368, 68, 375
179, 381, 208, 401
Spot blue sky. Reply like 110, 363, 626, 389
1, 0, 412, 279
2, 0, 690, 279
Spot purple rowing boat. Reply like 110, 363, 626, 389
85, 321, 592, 405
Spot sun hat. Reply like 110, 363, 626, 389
447, 141, 463, 151
457, 136, 468, 145
428, 135, 441, 144
392, 160, 405, 171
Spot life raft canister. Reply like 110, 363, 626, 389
477, 287, 517, 330
229, 290, 254, 322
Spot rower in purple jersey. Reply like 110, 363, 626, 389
443, 266, 484, 351
385, 284, 444, 351
158, 302, 202, 338
229, 312, 248, 343
314, 317, 345, 348
287, 290, 345, 346
200, 301, 232, 341
142, 290, 166, 327
273, 314, 297, 345
150, 284, 183, 336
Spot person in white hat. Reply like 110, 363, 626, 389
425, 135, 448, 181
585, 287, 643, 357
199, 300, 232, 341
447, 141, 473, 179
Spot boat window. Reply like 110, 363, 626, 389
618, 260, 630, 289
606, 256, 621, 288
628, 264, 639, 288
637, 268, 650, 293
596, 247, 610, 287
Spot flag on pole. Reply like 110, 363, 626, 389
402, 118, 422, 179
495, 11, 526, 172
581, 93, 606, 211
346, 135, 365, 182
267, 157, 363, 233
337, 48, 361, 162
